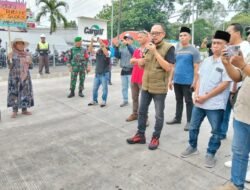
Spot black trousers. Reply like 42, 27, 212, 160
174, 83, 193, 122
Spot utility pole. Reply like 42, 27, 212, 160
117, 0, 122, 40
191, 0, 195, 45
111, 0, 114, 40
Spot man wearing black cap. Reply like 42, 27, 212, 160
114, 34, 135, 107
181, 30, 232, 168
166, 27, 201, 131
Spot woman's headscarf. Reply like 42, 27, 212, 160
12, 41, 30, 82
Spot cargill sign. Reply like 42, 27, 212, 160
84, 24, 104, 36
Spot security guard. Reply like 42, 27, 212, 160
37, 34, 50, 74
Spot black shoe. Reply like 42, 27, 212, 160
68, 90, 75, 98
45, 72, 50, 74
78, 91, 84, 97
166, 118, 181, 125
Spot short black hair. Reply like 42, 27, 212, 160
152, 23, 166, 32
230, 23, 243, 37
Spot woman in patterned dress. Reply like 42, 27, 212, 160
7, 38, 34, 118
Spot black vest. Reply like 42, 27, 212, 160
95, 49, 110, 74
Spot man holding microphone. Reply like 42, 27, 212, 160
126, 24, 175, 150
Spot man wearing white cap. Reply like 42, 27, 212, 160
37, 34, 50, 74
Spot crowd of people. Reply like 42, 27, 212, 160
2, 22, 250, 190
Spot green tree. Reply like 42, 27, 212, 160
36, 0, 68, 34
177, 0, 214, 23
228, 0, 250, 13
66, 20, 77, 28
200, 1, 227, 29
167, 22, 182, 40
193, 19, 213, 46
96, 0, 175, 39
226, 12, 250, 30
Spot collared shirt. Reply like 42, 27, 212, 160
196, 56, 231, 110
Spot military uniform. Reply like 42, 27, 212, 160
67, 37, 88, 98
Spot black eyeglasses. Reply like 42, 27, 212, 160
150, 32, 163, 36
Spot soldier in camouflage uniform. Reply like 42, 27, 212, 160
67, 37, 89, 98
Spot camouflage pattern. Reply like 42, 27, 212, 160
68, 47, 88, 91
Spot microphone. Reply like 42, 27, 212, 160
142, 40, 153, 57
143, 48, 149, 55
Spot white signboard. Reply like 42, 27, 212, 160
77, 16, 107, 42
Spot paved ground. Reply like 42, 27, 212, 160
0, 66, 249, 190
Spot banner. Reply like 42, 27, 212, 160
0, 0, 27, 29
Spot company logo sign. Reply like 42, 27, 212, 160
84, 24, 104, 35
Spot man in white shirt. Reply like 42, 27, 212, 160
181, 30, 232, 168
221, 24, 250, 182
221, 23, 250, 140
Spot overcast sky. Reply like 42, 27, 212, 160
27, 0, 235, 26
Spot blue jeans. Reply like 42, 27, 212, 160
189, 106, 224, 155
231, 119, 250, 190
137, 90, 166, 138
92, 72, 109, 102
220, 98, 232, 138
108, 65, 112, 83
121, 75, 131, 103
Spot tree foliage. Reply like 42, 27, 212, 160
66, 20, 77, 28
228, 0, 250, 13
199, 1, 227, 29
177, 0, 214, 23
227, 12, 250, 29
193, 19, 213, 46
96, 0, 249, 44
96, 0, 175, 38
36, 0, 69, 34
